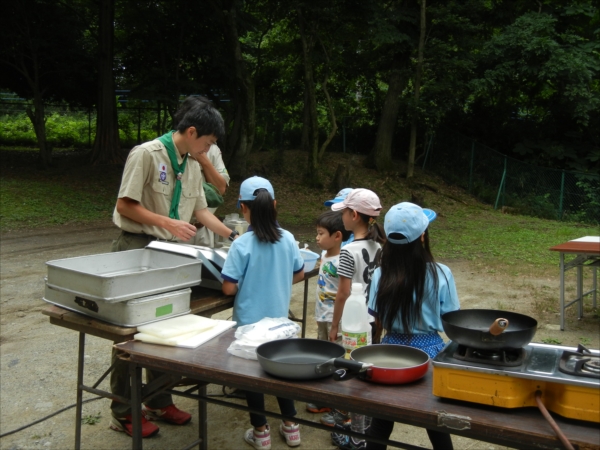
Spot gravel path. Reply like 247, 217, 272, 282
1, 222, 597, 450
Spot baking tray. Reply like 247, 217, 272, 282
147, 242, 228, 290
43, 283, 191, 327
46, 247, 202, 302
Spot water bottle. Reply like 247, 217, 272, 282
341, 282, 372, 359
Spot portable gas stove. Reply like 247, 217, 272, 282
432, 342, 600, 423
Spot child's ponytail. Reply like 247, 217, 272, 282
357, 212, 386, 245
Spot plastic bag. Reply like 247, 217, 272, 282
227, 317, 301, 360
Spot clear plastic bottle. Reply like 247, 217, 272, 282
341, 282, 372, 359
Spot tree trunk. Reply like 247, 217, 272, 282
91, 0, 122, 165
317, 37, 337, 162
407, 0, 427, 179
26, 93, 51, 168
297, 8, 320, 187
218, 1, 256, 180
301, 89, 310, 152
367, 58, 408, 171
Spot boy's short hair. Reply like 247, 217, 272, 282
175, 99, 225, 141
316, 210, 350, 241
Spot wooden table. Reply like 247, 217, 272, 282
549, 236, 600, 330
42, 269, 318, 450
116, 331, 600, 450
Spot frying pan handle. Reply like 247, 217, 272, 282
332, 369, 361, 382
489, 318, 509, 336
332, 358, 367, 372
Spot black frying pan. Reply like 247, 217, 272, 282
256, 339, 367, 380
442, 309, 538, 350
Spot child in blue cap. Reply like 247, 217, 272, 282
221, 176, 305, 450
365, 202, 460, 450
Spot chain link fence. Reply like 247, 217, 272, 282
423, 127, 600, 225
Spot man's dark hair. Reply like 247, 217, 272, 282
316, 210, 350, 241
174, 96, 225, 141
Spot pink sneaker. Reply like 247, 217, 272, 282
245, 425, 271, 449
280, 422, 301, 447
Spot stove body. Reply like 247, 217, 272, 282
432, 342, 600, 423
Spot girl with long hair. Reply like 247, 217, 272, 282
366, 202, 460, 450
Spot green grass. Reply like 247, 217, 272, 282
1, 148, 597, 281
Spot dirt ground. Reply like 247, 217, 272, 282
1, 221, 599, 450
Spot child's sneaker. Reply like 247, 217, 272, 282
321, 409, 351, 427
279, 422, 301, 447
109, 414, 159, 438
245, 425, 271, 449
306, 403, 331, 413
142, 404, 191, 425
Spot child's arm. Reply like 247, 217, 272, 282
328, 275, 352, 342
292, 269, 305, 284
222, 280, 238, 296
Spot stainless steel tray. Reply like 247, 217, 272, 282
43, 283, 191, 327
46, 247, 202, 302
147, 241, 228, 290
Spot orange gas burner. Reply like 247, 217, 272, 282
432, 342, 600, 423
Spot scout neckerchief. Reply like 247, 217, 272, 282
157, 131, 188, 220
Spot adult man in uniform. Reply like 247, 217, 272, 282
172, 96, 230, 247
109, 99, 238, 437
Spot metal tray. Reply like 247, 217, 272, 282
46, 247, 202, 303
43, 283, 191, 327
147, 242, 228, 290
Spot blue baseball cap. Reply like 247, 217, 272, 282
237, 176, 275, 208
324, 188, 353, 207
384, 202, 437, 244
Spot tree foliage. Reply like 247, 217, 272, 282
1, 0, 598, 177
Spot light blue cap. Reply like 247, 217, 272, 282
238, 176, 275, 208
324, 188, 353, 207
384, 202, 437, 244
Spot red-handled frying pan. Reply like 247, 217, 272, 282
335, 345, 430, 384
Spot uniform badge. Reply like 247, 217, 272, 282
159, 162, 168, 184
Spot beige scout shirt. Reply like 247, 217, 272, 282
113, 138, 208, 240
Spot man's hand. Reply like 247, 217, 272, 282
166, 219, 197, 241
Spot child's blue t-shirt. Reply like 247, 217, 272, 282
368, 263, 460, 334
221, 227, 304, 327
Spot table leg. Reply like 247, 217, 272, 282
560, 253, 565, 331
593, 264, 597, 309
198, 384, 207, 450
577, 264, 584, 319
130, 363, 142, 450
302, 277, 309, 338
74, 332, 85, 450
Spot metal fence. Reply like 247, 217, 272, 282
423, 128, 600, 224
0, 101, 165, 148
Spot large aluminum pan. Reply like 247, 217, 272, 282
46, 248, 202, 302
147, 241, 229, 290
43, 283, 191, 327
